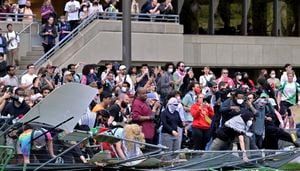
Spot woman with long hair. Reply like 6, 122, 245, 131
40, 0, 56, 24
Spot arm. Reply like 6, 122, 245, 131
115, 141, 126, 160
238, 135, 249, 162
160, 111, 175, 134
0, 92, 10, 113
136, 73, 146, 83
132, 104, 152, 122
190, 103, 201, 119
47, 140, 55, 158
107, 116, 115, 126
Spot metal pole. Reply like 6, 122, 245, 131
122, 0, 131, 67
242, 0, 248, 35
273, 0, 281, 36
209, 0, 215, 35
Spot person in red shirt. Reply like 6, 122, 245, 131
132, 87, 161, 144
190, 93, 214, 150
216, 68, 235, 89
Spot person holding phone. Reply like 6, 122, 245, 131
40, 16, 57, 54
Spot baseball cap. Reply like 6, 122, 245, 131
64, 71, 72, 77
119, 65, 126, 70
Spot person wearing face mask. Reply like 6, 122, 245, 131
233, 72, 243, 89
156, 62, 174, 105
267, 70, 280, 94
132, 87, 160, 145
79, 4, 89, 21
81, 64, 99, 86
160, 97, 183, 160
190, 94, 214, 150
208, 111, 254, 162
220, 89, 255, 126
107, 93, 130, 128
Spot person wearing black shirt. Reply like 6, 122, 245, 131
107, 93, 130, 128
2, 88, 30, 118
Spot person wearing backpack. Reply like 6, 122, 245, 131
277, 70, 300, 129
5, 24, 20, 66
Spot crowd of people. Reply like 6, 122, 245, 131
0, 60, 299, 164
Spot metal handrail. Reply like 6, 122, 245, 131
22, 12, 179, 74
0, 13, 36, 22
18, 21, 37, 34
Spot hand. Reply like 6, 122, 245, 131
172, 130, 179, 137
3, 92, 11, 99
242, 153, 249, 162
149, 115, 155, 120
231, 106, 240, 112
153, 101, 161, 110
266, 117, 272, 121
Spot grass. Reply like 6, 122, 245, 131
280, 163, 300, 170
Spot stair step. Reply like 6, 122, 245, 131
26, 51, 44, 56
32, 46, 44, 51
21, 56, 41, 61
19, 61, 37, 66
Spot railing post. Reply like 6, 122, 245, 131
122, 0, 132, 67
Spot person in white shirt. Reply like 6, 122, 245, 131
5, 24, 20, 66
116, 65, 134, 93
89, 1, 103, 15
21, 64, 37, 90
199, 66, 214, 88
280, 64, 297, 84
64, 0, 81, 30
0, 65, 19, 87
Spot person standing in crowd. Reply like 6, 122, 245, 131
199, 66, 214, 88
267, 70, 280, 94
5, 24, 20, 66
67, 63, 81, 83
89, 0, 103, 15
57, 15, 71, 41
132, 87, 160, 144
280, 64, 297, 84
63, 70, 73, 84
20, 0, 33, 22
79, 3, 89, 21
179, 67, 197, 96
107, 93, 130, 127
216, 68, 234, 89
21, 64, 37, 90
190, 93, 214, 150
0, 53, 7, 77
0, 65, 18, 87
182, 81, 201, 120
173, 62, 186, 91
2, 87, 31, 118
233, 72, 243, 89
277, 70, 300, 129
136, 64, 150, 88
0, 28, 7, 55
18, 0, 26, 11
65, 0, 81, 30
157, 62, 174, 105
40, 16, 57, 54
116, 65, 134, 93
92, 91, 112, 113
41, 0, 56, 24
131, 0, 140, 14
0, 1, 12, 20
158, 0, 173, 14
128, 66, 137, 87
81, 64, 98, 86
160, 97, 183, 160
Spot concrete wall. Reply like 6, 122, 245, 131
184, 35, 300, 67
51, 20, 184, 67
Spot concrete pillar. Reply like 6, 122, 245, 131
122, 0, 132, 67
209, 0, 215, 35
273, 0, 281, 36
241, 0, 248, 35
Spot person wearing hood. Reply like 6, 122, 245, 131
209, 111, 255, 161
160, 97, 183, 160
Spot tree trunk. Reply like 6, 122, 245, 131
179, 0, 200, 34
252, 0, 267, 35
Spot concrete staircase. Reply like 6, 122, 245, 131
17, 45, 44, 74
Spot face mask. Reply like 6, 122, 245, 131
168, 68, 173, 73
121, 87, 127, 93
121, 101, 128, 108
270, 74, 276, 78
236, 99, 244, 105
90, 69, 95, 74
246, 120, 253, 127
168, 104, 177, 113
194, 87, 201, 95
83, 7, 88, 12
237, 75, 242, 80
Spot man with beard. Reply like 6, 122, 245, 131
1, 65, 19, 87
107, 93, 130, 128
2, 87, 30, 118
132, 87, 160, 144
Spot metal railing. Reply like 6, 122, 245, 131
0, 13, 36, 22
25, 12, 179, 74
